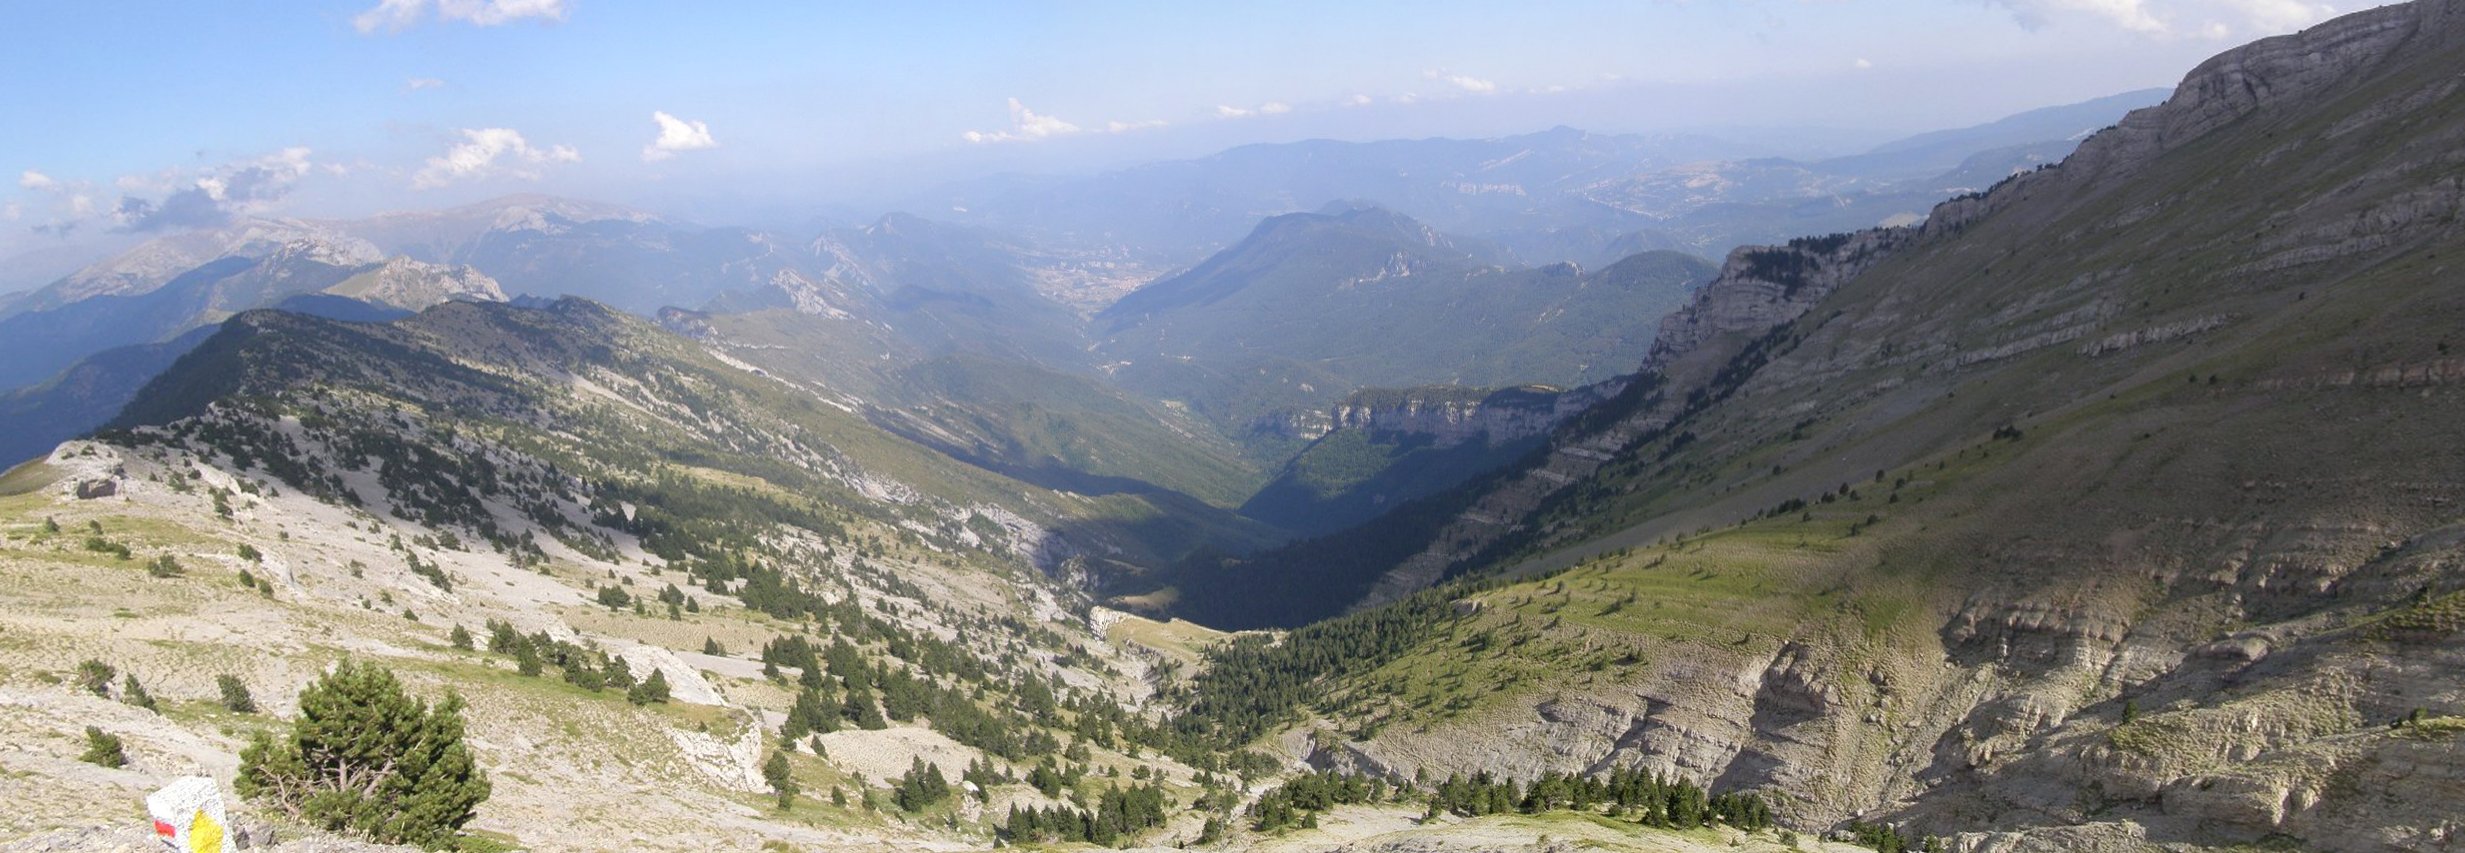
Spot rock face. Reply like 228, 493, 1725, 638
1644, 230, 1911, 387
1352, 226, 1912, 609
1319, 2, 2465, 850
1255, 384, 1615, 447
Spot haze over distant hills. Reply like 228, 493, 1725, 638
0, 93, 2152, 486
13, 7, 2465, 846
915, 89, 2168, 268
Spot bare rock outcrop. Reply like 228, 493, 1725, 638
1257, 384, 1617, 447
333, 257, 506, 311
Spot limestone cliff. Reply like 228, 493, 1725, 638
1255, 384, 1615, 447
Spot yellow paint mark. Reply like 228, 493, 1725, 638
188, 808, 224, 853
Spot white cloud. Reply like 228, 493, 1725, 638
2, 202, 18, 221
2219, 0, 2340, 31
1216, 101, 1291, 120
962, 98, 1084, 144
1854, 58, 1874, 69
405, 77, 446, 91
413, 128, 579, 189
355, 0, 569, 34
87, 147, 322, 233
354, 0, 426, 32
642, 111, 719, 162
1983, 0, 2335, 38
18, 170, 57, 191
1423, 69, 1499, 94
1012, 101, 1080, 138
1346, 94, 1374, 107
1104, 119, 1168, 133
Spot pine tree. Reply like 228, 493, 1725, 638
121, 674, 158, 712
218, 674, 258, 713
764, 750, 797, 809
448, 624, 474, 651
843, 686, 887, 730
236, 659, 489, 850
895, 757, 950, 812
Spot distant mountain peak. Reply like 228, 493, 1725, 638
449, 192, 662, 225
327, 256, 507, 311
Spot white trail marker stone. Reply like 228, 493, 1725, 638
145, 776, 236, 853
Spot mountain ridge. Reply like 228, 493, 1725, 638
1163, 4, 2465, 850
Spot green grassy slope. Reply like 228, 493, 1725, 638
1175, 5, 2465, 846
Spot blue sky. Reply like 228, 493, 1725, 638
0, 0, 2372, 265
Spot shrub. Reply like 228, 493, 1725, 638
81, 727, 127, 767
626, 669, 671, 705
74, 659, 115, 697
236, 659, 489, 849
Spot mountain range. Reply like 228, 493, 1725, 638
917, 89, 2168, 269
7, 6, 2460, 850
1162, 4, 2465, 849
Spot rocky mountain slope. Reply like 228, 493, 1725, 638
0, 287, 1817, 853
1171, 2, 2465, 849
0, 290, 1280, 849
0, 436, 1183, 851
0, 252, 504, 467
